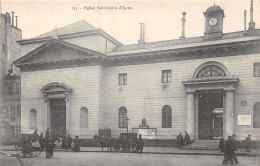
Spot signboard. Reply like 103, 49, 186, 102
237, 114, 251, 126
132, 128, 157, 139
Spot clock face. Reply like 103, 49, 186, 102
209, 18, 218, 26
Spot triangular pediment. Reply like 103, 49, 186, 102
14, 39, 105, 66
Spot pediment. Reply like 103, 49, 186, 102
14, 39, 105, 66
41, 82, 72, 93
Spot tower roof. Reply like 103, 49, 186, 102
206, 5, 222, 13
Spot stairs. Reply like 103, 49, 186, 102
182, 140, 220, 150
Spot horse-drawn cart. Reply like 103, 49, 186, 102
120, 133, 138, 152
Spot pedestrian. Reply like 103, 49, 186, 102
176, 133, 184, 148
184, 132, 191, 146
45, 128, 51, 140
231, 134, 239, 164
136, 134, 144, 154
33, 129, 39, 142
61, 135, 68, 149
222, 136, 234, 165
46, 137, 55, 158
39, 133, 45, 151
67, 134, 72, 149
244, 134, 252, 152
72, 136, 80, 152
219, 136, 225, 152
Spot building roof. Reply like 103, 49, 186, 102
111, 29, 260, 54
36, 20, 96, 38
206, 5, 222, 13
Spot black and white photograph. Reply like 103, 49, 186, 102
0, 0, 260, 165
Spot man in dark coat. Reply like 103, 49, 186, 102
230, 134, 239, 164
244, 134, 251, 152
177, 133, 184, 148
67, 134, 73, 149
219, 137, 225, 152
184, 132, 191, 146
61, 135, 68, 149
136, 134, 144, 154
39, 133, 45, 151
45, 137, 55, 158
222, 136, 234, 165
33, 129, 39, 142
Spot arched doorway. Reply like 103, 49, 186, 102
41, 82, 72, 137
182, 61, 239, 140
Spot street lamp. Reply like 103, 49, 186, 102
125, 116, 129, 152
5, 69, 16, 96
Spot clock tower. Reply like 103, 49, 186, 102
204, 5, 225, 39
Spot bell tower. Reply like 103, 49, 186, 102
204, 5, 225, 39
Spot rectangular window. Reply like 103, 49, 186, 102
254, 63, 260, 77
118, 73, 127, 86
162, 70, 171, 83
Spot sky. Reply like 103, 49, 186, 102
1, 0, 260, 45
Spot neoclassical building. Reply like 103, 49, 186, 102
14, 5, 260, 142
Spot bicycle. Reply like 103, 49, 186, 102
20, 140, 42, 157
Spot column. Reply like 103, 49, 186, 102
225, 89, 235, 139
65, 93, 70, 135
186, 91, 195, 140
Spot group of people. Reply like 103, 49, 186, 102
176, 132, 191, 148
22, 128, 81, 158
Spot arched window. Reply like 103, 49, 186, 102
253, 102, 260, 128
30, 109, 37, 129
80, 107, 88, 128
162, 105, 172, 128
196, 65, 226, 78
119, 107, 127, 128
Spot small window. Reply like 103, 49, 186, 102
119, 107, 127, 128
253, 102, 260, 128
254, 63, 260, 77
162, 70, 171, 83
80, 107, 88, 128
30, 109, 37, 129
162, 105, 172, 128
119, 73, 127, 86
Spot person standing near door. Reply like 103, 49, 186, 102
244, 134, 252, 152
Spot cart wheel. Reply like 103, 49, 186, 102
15, 141, 22, 151
128, 142, 136, 153
32, 147, 41, 157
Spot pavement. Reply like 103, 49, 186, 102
0, 145, 259, 156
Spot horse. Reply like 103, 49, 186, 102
93, 135, 116, 152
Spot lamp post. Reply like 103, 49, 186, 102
5, 69, 15, 96
125, 116, 129, 152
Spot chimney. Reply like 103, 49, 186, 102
180, 12, 186, 39
138, 23, 145, 44
5, 12, 11, 25
244, 10, 247, 32
11, 11, 14, 26
15, 16, 18, 28
248, 0, 255, 31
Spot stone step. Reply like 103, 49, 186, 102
182, 140, 220, 150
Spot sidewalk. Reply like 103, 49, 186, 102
0, 145, 259, 156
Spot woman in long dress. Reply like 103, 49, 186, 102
72, 136, 80, 152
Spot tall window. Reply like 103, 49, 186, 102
254, 63, 260, 77
119, 107, 127, 128
17, 105, 21, 118
162, 70, 171, 83
196, 65, 226, 78
30, 109, 37, 129
80, 107, 88, 128
162, 105, 172, 128
119, 73, 127, 86
10, 106, 16, 120
253, 102, 260, 128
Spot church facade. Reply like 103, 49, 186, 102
14, 5, 260, 141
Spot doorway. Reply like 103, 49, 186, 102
198, 91, 223, 140
50, 99, 66, 137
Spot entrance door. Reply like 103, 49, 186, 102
50, 99, 66, 137
198, 92, 223, 140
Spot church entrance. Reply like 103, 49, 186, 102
50, 99, 66, 137
198, 91, 223, 140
